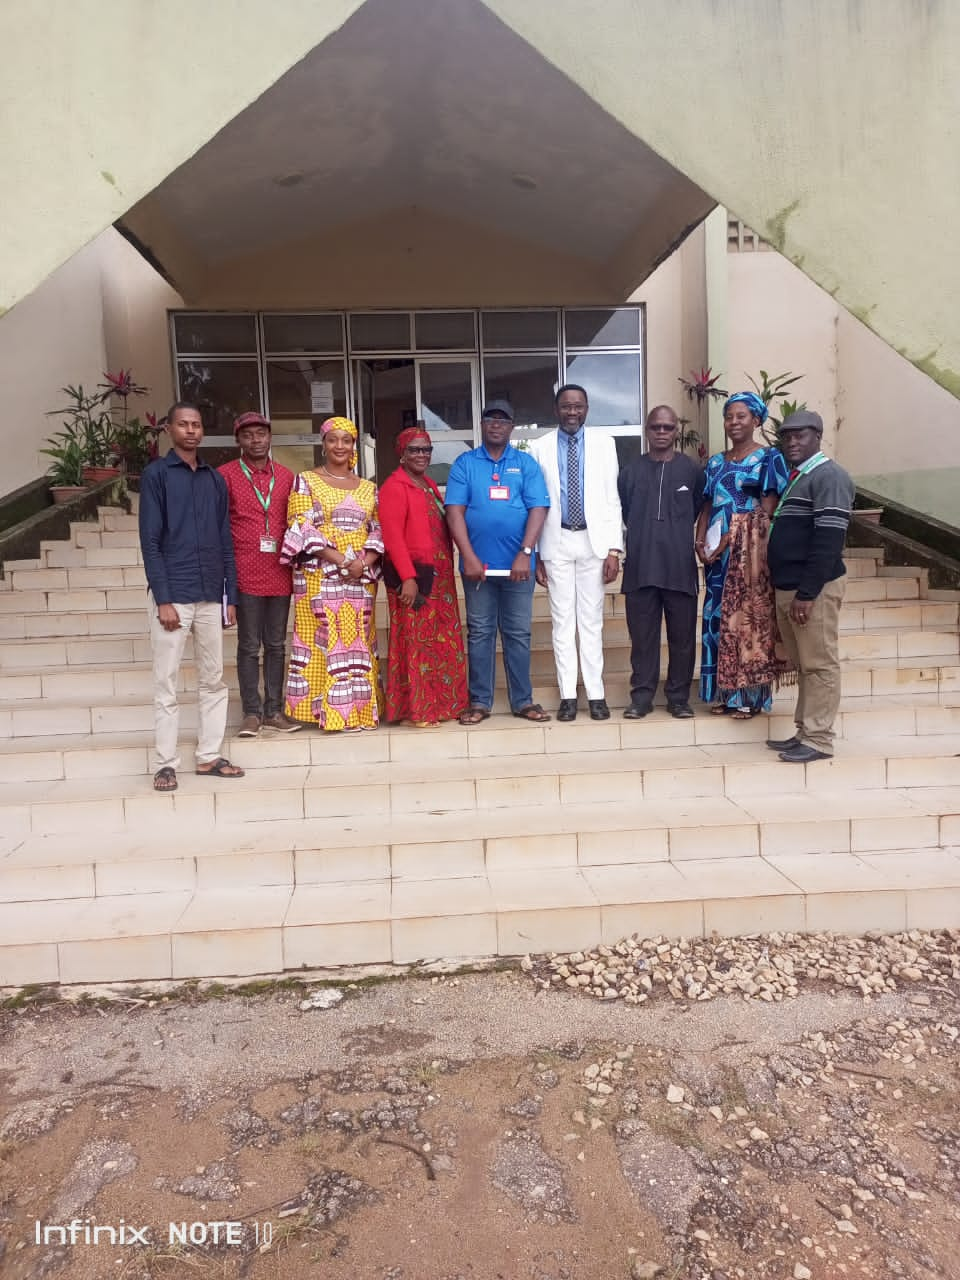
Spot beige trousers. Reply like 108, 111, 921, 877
775, 576, 845, 755
148, 593, 228, 771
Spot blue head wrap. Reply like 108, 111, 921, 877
723, 391, 768, 424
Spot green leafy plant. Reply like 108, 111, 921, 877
44, 370, 159, 479
745, 370, 807, 445
46, 383, 116, 467
40, 424, 87, 486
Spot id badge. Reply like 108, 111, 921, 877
259, 536, 278, 553
488, 485, 510, 501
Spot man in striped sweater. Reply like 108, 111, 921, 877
766, 410, 855, 763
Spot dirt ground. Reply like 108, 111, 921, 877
1, 965, 958, 1280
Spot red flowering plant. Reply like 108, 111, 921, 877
97, 369, 160, 473
677, 367, 727, 458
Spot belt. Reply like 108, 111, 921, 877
560, 523, 588, 532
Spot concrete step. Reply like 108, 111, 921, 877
2, 734, 959, 841
2, 844, 959, 985
2, 697, 959, 782
2, 659, 960, 738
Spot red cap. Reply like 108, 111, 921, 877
233, 411, 271, 437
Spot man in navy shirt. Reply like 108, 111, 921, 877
139, 402, 244, 791
445, 400, 551, 724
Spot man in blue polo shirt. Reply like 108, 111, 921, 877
445, 400, 551, 724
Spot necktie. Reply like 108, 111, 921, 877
567, 434, 584, 528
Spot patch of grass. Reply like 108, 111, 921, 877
118, 1240, 210, 1278
0, 983, 58, 1010
718, 1064, 748, 1113
295, 1133, 326, 1157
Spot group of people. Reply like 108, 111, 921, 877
138, 386, 853, 792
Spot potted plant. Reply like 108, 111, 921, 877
46, 382, 120, 484
41, 423, 89, 503
110, 410, 161, 477
678, 367, 727, 460
745, 370, 806, 446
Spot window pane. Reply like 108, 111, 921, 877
176, 360, 261, 434
265, 359, 348, 475
483, 354, 559, 428
481, 310, 557, 350
173, 314, 257, 354
349, 312, 411, 351
420, 362, 474, 431
565, 307, 641, 349
565, 353, 642, 426
265, 359, 348, 419
262, 313, 343, 353
414, 311, 476, 350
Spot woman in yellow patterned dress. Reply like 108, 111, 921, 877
279, 418, 384, 731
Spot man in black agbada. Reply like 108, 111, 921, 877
618, 405, 705, 719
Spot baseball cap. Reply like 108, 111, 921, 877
233, 411, 271, 436
480, 399, 514, 421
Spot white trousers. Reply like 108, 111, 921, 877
541, 529, 606, 700
148, 593, 228, 771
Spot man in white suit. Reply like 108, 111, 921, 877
530, 384, 623, 721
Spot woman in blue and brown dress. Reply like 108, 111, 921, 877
696, 391, 791, 718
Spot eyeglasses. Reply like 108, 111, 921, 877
405, 445, 433, 455
481, 415, 511, 423
648, 423, 676, 432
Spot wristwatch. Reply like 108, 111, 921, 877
521, 546, 533, 556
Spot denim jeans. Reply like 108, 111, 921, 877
236, 592, 291, 718
461, 574, 536, 711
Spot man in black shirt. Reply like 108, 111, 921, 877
766, 409, 854, 763
618, 405, 705, 718
139, 402, 244, 792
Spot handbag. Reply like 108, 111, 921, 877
381, 556, 435, 599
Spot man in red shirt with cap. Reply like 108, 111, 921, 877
219, 413, 300, 736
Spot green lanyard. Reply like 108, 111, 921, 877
771, 451, 828, 524
238, 457, 276, 533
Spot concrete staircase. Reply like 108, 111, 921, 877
1, 504, 959, 988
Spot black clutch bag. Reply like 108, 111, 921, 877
381, 556, 435, 599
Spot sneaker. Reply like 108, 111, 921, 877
238, 715, 261, 738
261, 713, 303, 733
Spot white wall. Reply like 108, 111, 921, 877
727, 251, 839, 455
0, 229, 181, 498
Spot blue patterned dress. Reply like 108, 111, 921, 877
699, 447, 790, 710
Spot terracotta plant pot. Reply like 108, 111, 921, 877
82, 465, 122, 485
50, 485, 89, 504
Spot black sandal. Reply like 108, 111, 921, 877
512, 703, 551, 723
196, 757, 245, 779
153, 766, 178, 792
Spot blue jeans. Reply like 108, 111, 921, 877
461, 574, 536, 712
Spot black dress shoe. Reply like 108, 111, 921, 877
588, 699, 610, 720
557, 698, 578, 722
767, 735, 800, 751
623, 701, 653, 719
778, 743, 831, 763
668, 702, 694, 719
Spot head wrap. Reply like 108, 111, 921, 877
723, 391, 768, 424
320, 416, 358, 469
396, 427, 432, 456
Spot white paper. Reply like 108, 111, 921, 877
484, 568, 512, 577
704, 519, 722, 556
310, 380, 334, 415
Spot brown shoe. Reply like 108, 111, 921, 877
261, 713, 303, 734
238, 714, 261, 738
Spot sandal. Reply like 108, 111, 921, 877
710, 704, 730, 716
196, 757, 245, 779
730, 708, 755, 721
459, 707, 491, 726
153, 766, 178, 792
512, 703, 551, 723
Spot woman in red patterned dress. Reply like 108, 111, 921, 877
379, 427, 468, 726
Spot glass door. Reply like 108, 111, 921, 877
415, 358, 478, 486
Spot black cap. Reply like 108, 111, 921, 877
480, 398, 514, 421
780, 409, 824, 435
